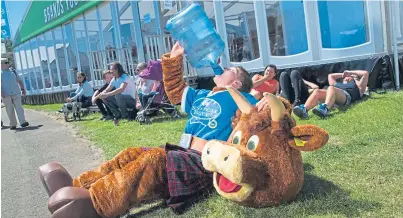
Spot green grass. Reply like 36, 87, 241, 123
24, 103, 63, 112
27, 91, 403, 218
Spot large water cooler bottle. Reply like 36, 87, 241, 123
165, 3, 225, 75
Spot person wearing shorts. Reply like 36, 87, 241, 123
293, 70, 369, 119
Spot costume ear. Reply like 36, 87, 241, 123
288, 125, 329, 151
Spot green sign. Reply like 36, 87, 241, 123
14, 0, 102, 47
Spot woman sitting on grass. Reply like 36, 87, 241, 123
250, 64, 279, 100
61, 72, 94, 110
293, 70, 369, 119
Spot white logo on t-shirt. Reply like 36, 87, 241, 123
190, 98, 221, 129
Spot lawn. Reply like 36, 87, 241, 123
26, 91, 403, 218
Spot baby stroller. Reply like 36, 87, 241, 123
135, 60, 180, 124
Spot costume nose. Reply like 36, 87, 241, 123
201, 140, 243, 184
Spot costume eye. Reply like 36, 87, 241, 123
246, 135, 259, 151
232, 131, 242, 145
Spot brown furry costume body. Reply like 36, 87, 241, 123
41, 54, 328, 218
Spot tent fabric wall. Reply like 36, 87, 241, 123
197, 54, 402, 92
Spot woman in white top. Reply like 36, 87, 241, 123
98, 62, 137, 120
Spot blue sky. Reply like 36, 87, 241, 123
4, 1, 30, 38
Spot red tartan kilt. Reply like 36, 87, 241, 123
165, 144, 213, 210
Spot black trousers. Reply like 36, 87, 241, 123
95, 98, 113, 117
279, 70, 310, 104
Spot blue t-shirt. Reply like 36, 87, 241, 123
182, 87, 258, 141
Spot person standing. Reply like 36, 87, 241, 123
1, 65, 29, 129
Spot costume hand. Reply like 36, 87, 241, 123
136, 103, 142, 110
170, 42, 185, 58
66, 98, 72, 102
21, 90, 26, 97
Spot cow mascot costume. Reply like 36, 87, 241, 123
38, 50, 328, 218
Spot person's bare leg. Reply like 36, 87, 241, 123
325, 86, 347, 108
304, 89, 327, 111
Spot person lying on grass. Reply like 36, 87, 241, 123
293, 70, 369, 119
279, 69, 319, 108
161, 42, 259, 212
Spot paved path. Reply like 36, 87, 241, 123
1, 108, 103, 218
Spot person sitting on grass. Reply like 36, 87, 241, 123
293, 70, 369, 119
279, 69, 319, 108
60, 72, 94, 112
97, 62, 137, 121
250, 64, 279, 100
91, 70, 114, 121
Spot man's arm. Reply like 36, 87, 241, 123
101, 84, 113, 94
347, 70, 369, 94
303, 79, 319, 89
15, 72, 26, 96
328, 73, 344, 86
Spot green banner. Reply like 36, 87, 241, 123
14, 0, 102, 47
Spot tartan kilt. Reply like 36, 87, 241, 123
165, 143, 213, 211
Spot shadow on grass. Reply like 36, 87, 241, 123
294, 171, 381, 217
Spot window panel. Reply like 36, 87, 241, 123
223, 1, 260, 62
118, 1, 139, 73
38, 34, 51, 88
63, 22, 79, 85
74, 16, 91, 82
99, 2, 116, 49
54, 27, 69, 87
264, 1, 308, 56
44, 31, 59, 88
318, 1, 368, 48
30, 38, 44, 89
85, 8, 101, 51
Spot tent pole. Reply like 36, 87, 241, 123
389, 1, 400, 90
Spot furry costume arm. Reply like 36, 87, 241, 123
161, 53, 187, 105
73, 147, 146, 189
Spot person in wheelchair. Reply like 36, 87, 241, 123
59, 72, 94, 113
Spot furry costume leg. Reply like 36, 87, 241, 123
73, 147, 148, 189
89, 148, 168, 218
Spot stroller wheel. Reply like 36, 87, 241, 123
64, 114, 70, 122
171, 110, 180, 119
140, 116, 151, 125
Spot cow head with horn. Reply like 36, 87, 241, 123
201, 87, 329, 207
